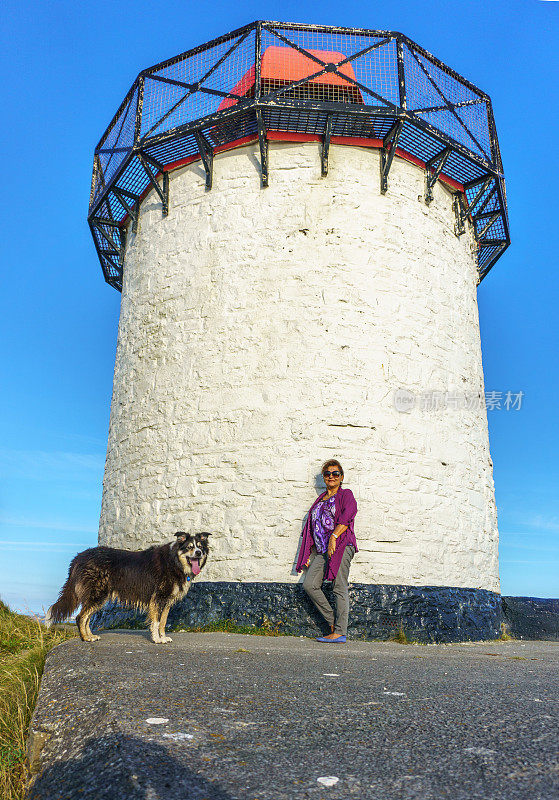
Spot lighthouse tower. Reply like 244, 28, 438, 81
88, 22, 510, 642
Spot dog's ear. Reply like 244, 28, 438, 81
174, 531, 188, 541
198, 531, 212, 539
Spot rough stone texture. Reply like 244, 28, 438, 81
27, 633, 559, 800
99, 141, 499, 592
91, 581, 502, 643
502, 596, 559, 641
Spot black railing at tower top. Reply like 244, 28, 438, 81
88, 21, 509, 291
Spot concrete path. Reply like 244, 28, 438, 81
28, 632, 558, 800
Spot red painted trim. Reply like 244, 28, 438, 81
267, 131, 319, 143
438, 173, 463, 192
161, 154, 199, 172
332, 135, 383, 148
267, 131, 385, 149
214, 134, 258, 154
393, 147, 464, 192
395, 147, 424, 169
161, 134, 260, 174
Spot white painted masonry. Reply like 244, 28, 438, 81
99, 141, 499, 592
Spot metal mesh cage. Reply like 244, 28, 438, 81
88, 21, 509, 290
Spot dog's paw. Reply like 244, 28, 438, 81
84, 635, 100, 642
160, 636, 173, 643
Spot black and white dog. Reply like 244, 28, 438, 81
46, 532, 210, 643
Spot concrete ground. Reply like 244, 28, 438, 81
28, 632, 558, 800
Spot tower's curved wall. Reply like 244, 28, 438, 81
99, 141, 499, 593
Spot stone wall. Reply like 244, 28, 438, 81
99, 140, 499, 592
501, 596, 559, 640
92, 583, 503, 644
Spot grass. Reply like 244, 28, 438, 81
499, 621, 515, 641
100, 614, 290, 636
0, 600, 76, 800
389, 622, 410, 644
174, 617, 287, 636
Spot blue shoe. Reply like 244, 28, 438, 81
316, 635, 347, 643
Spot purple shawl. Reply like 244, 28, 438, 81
296, 487, 358, 580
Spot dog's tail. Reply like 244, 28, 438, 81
45, 568, 80, 627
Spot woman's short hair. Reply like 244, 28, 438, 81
321, 459, 344, 477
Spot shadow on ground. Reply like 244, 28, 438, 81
29, 732, 232, 800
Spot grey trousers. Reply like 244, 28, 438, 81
302, 545, 355, 636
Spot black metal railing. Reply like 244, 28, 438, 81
88, 21, 509, 291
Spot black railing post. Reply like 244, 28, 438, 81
194, 131, 214, 189
425, 147, 451, 205
485, 100, 502, 175
380, 119, 403, 194
135, 76, 145, 145
396, 35, 406, 111
254, 22, 268, 187
89, 154, 102, 208
321, 114, 333, 177
255, 21, 262, 102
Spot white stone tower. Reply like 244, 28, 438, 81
89, 22, 510, 640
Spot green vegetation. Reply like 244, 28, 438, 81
0, 600, 76, 800
390, 622, 410, 644
498, 621, 515, 641
174, 617, 287, 636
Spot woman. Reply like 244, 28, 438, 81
296, 459, 358, 643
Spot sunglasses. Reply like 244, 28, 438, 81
323, 470, 341, 478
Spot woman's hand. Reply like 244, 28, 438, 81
327, 524, 347, 558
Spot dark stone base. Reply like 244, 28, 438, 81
91, 581, 503, 643
501, 596, 559, 641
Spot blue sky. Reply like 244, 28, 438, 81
0, 0, 557, 613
